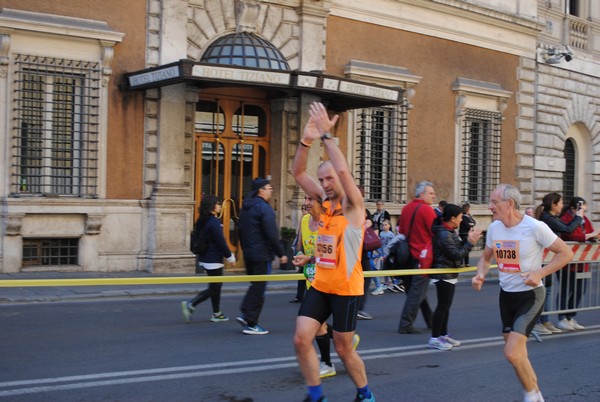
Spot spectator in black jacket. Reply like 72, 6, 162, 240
428, 204, 482, 350
371, 200, 391, 233
459, 202, 476, 266
181, 195, 236, 323
531, 192, 583, 335
236, 177, 288, 335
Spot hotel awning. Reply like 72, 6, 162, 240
122, 59, 402, 111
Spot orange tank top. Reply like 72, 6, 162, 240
312, 200, 364, 296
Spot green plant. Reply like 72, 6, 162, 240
280, 226, 297, 242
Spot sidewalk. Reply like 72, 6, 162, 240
0, 250, 486, 304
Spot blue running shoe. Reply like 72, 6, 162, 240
354, 393, 375, 402
236, 316, 248, 327
242, 324, 269, 335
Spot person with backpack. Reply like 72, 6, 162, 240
182, 195, 236, 323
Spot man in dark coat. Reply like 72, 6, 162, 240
237, 177, 287, 335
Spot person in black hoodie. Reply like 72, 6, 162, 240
236, 177, 287, 335
182, 195, 236, 323
428, 204, 482, 350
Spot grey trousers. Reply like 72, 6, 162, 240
399, 274, 431, 330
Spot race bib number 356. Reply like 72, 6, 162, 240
494, 240, 521, 273
316, 234, 337, 269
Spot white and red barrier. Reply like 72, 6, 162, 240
543, 242, 600, 264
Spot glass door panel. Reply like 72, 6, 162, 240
199, 140, 224, 200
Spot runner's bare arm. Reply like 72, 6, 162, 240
308, 102, 364, 228
291, 116, 325, 202
472, 245, 493, 291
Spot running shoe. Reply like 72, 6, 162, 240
532, 323, 552, 335
392, 283, 405, 293
354, 392, 376, 401
371, 286, 385, 296
236, 316, 248, 327
357, 311, 373, 320
568, 319, 585, 330
210, 312, 229, 322
319, 362, 336, 378
557, 318, 574, 331
242, 324, 269, 335
386, 284, 399, 293
181, 301, 193, 322
542, 321, 563, 334
439, 335, 462, 347
428, 337, 453, 350
352, 333, 361, 350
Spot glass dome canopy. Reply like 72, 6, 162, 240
200, 32, 290, 71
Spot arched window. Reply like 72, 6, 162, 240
563, 138, 576, 202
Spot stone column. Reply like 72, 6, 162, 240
140, 0, 197, 273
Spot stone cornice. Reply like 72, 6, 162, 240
330, 0, 544, 57
0, 8, 124, 44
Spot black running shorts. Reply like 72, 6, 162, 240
499, 286, 545, 336
298, 287, 359, 333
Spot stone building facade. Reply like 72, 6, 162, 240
0, 0, 598, 274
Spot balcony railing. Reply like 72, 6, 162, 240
566, 15, 590, 50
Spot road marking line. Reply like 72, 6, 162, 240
1, 327, 599, 397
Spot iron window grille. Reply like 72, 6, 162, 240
22, 238, 79, 267
12, 54, 101, 197
460, 109, 501, 204
563, 138, 576, 202
355, 102, 408, 204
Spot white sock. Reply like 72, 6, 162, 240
523, 389, 544, 402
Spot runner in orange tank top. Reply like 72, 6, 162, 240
291, 102, 375, 402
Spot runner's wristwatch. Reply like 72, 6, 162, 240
320, 132, 333, 141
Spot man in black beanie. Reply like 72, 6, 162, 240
237, 177, 288, 335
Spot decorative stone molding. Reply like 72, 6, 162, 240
5, 214, 24, 236
101, 43, 115, 87
236, 0, 261, 33
455, 94, 467, 122
85, 214, 104, 235
187, 1, 300, 69
0, 33, 10, 78
344, 59, 418, 109
453, 77, 512, 122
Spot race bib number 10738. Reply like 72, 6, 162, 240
494, 240, 521, 273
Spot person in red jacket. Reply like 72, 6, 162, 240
558, 197, 600, 331
397, 181, 436, 334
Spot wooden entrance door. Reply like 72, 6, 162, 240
193, 89, 270, 254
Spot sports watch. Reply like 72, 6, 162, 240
320, 132, 333, 141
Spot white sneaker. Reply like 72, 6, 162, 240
371, 286, 385, 296
319, 361, 336, 378
439, 335, 462, 347
428, 337, 452, 350
542, 322, 563, 334
568, 319, 585, 330
532, 323, 552, 335
556, 318, 574, 331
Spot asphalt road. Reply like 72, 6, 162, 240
1, 281, 599, 402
